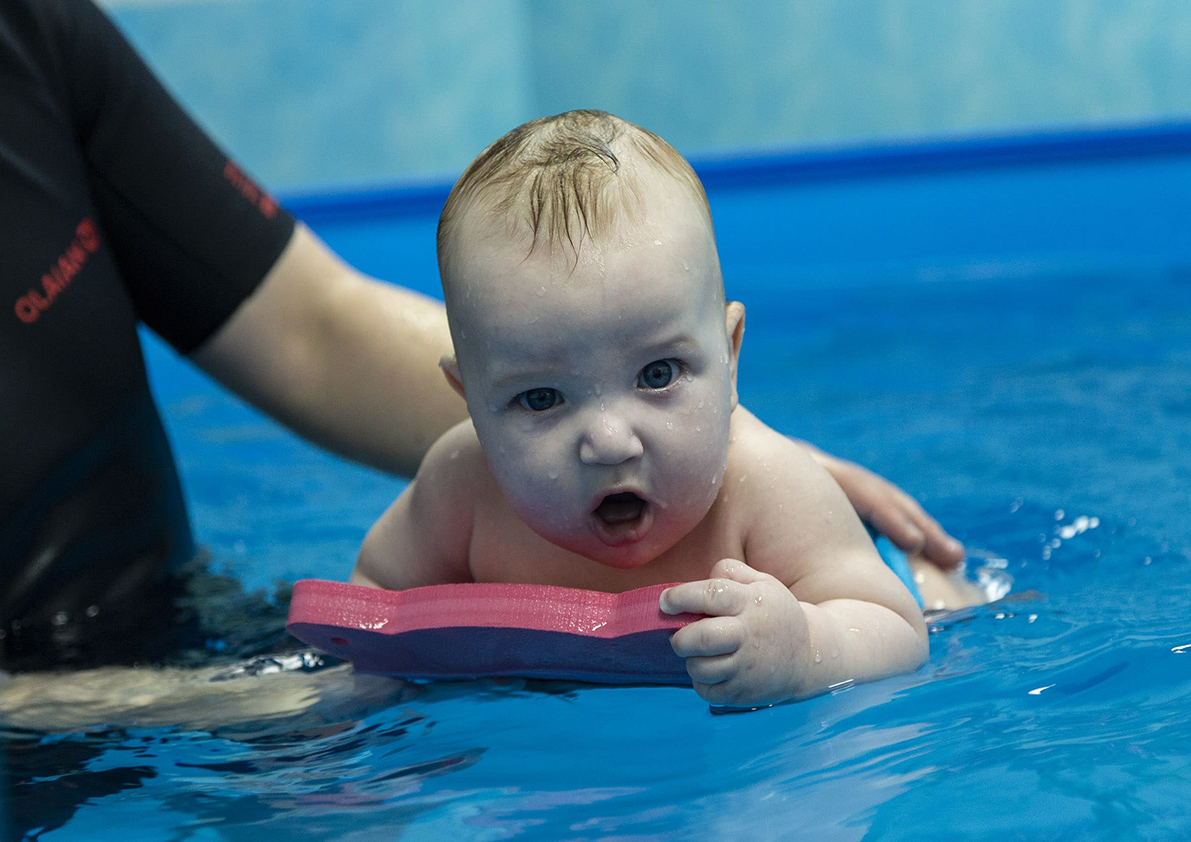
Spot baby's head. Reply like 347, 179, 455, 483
437, 110, 745, 568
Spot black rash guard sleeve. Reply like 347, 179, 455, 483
49, 0, 297, 353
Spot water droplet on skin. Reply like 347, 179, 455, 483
754, 594, 763, 605
683, 260, 690, 271
695, 426, 701, 432
739, 475, 747, 483
831, 649, 839, 659
665, 421, 674, 430
697, 400, 704, 408
814, 651, 822, 663
548, 471, 559, 480
536, 286, 546, 297
653, 239, 663, 246
594, 383, 602, 396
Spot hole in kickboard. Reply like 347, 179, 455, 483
330, 637, 349, 646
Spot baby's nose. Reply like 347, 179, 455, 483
579, 411, 644, 465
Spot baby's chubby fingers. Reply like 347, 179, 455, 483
684, 653, 737, 686
707, 556, 774, 585
659, 565, 754, 619
670, 616, 742, 659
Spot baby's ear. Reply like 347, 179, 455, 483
725, 301, 745, 409
440, 354, 466, 399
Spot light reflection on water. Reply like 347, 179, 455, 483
6, 269, 1191, 839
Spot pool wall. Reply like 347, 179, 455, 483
103, 0, 1191, 190
282, 122, 1191, 303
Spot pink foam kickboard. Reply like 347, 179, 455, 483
286, 579, 700, 684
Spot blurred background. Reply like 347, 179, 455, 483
100, 0, 1191, 193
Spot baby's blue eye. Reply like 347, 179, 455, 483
517, 387, 560, 411
638, 359, 679, 390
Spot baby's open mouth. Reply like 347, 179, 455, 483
595, 491, 646, 525
590, 491, 653, 547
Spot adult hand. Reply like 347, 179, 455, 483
800, 443, 965, 569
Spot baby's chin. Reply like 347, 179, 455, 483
552, 536, 667, 570
524, 512, 684, 571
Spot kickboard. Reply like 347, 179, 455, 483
286, 579, 700, 684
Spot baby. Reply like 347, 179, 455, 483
353, 110, 928, 707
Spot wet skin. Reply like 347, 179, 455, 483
356, 167, 927, 706
441, 191, 739, 570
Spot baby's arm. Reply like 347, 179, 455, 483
352, 421, 479, 590
661, 413, 927, 707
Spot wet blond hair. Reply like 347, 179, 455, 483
437, 110, 711, 275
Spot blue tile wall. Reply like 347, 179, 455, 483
101, 0, 1191, 191
103, 0, 533, 189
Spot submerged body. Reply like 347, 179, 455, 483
355, 111, 928, 707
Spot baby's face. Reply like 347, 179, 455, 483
444, 188, 743, 568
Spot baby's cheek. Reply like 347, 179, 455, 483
660, 447, 724, 512
494, 446, 578, 522
673, 410, 731, 504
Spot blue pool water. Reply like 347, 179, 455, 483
7, 131, 1191, 838
9, 266, 1189, 840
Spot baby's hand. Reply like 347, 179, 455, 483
660, 558, 811, 707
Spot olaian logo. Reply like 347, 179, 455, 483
13, 217, 101, 325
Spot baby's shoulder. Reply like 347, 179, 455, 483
720, 407, 851, 536
724, 407, 822, 480
415, 420, 495, 501
721, 407, 872, 584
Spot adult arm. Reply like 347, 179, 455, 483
191, 224, 466, 478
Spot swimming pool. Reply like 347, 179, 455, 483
7, 124, 1191, 839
